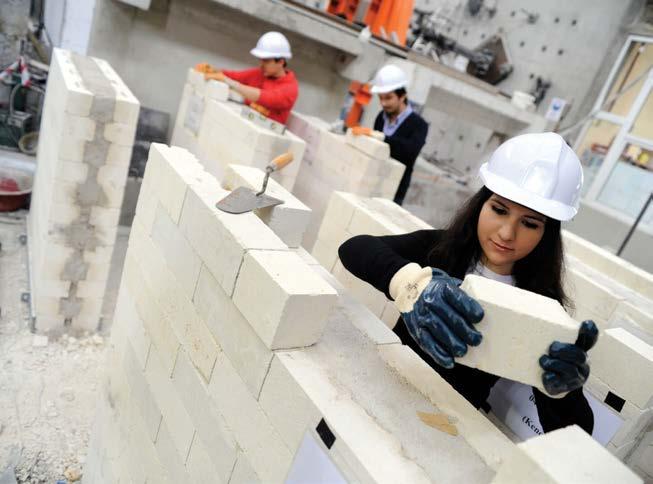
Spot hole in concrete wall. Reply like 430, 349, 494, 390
480, 33, 486, 39
458, 134, 464, 141
520, 41, 525, 47
571, 19, 577, 26
510, 10, 515, 17
529, 73, 535, 79
558, 49, 564, 56
554, 17, 560, 23
541, 45, 547, 52
475, 142, 482, 149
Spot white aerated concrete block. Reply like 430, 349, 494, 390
230, 452, 260, 483
223, 164, 312, 248
192, 264, 273, 398
145, 345, 195, 464
457, 275, 580, 394
206, 79, 230, 101
171, 349, 238, 483
492, 425, 642, 483
232, 250, 337, 349
178, 176, 286, 297
129, 219, 218, 382
591, 328, 653, 409
207, 352, 293, 483
345, 128, 390, 159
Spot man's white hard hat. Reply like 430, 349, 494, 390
250, 32, 292, 59
479, 132, 584, 221
371, 65, 408, 94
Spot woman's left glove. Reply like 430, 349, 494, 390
539, 320, 599, 395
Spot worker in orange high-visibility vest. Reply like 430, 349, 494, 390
194, 32, 299, 125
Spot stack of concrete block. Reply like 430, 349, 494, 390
312, 191, 431, 328
28, 48, 139, 333
559, 231, 653, 480
564, 230, 653, 335
171, 68, 306, 191
287, 111, 406, 249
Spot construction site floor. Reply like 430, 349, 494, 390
0, 211, 128, 483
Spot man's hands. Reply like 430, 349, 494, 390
194, 63, 217, 74
391, 265, 484, 369
204, 71, 226, 82
351, 126, 373, 136
194, 63, 229, 82
539, 320, 599, 396
250, 102, 270, 116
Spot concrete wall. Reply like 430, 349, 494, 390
86, 0, 350, 139
411, 0, 644, 170
0, 0, 30, 66
43, 0, 97, 54
413, 0, 643, 121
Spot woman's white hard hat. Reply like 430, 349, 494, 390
250, 32, 292, 59
371, 65, 408, 94
479, 132, 584, 221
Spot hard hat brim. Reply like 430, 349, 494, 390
371, 81, 408, 94
250, 48, 292, 59
479, 163, 578, 221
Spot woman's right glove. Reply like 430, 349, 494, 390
390, 263, 485, 369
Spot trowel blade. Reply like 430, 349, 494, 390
215, 186, 284, 214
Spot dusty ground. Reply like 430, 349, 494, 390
0, 210, 128, 483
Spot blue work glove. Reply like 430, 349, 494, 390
539, 320, 599, 396
390, 265, 484, 369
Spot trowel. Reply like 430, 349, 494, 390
215, 152, 294, 214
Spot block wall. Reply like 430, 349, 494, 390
313, 192, 653, 479
85, 145, 641, 482
312, 191, 432, 328
287, 112, 406, 249
171, 69, 306, 191
28, 48, 139, 333
84, 144, 336, 483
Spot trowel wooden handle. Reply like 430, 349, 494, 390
269, 153, 294, 172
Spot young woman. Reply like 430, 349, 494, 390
339, 132, 599, 434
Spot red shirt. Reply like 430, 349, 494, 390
222, 68, 299, 124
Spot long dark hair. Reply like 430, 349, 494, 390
427, 186, 570, 308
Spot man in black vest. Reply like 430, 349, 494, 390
351, 65, 429, 205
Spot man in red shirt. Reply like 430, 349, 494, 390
194, 32, 298, 124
